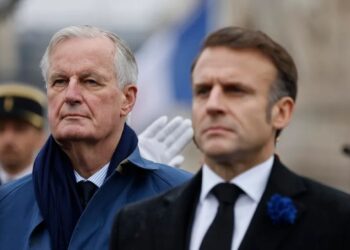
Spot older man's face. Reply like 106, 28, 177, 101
46, 37, 136, 145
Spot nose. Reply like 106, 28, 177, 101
0, 126, 15, 144
206, 85, 225, 115
65, 78, 82, 105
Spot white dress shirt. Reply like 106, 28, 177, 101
74, 162, 109, 187
189, 156, 274, 250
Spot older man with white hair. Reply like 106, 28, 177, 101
0, 25, 192, 250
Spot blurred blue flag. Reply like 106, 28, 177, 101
171, 0, 210, 104
131, 0, 215, 130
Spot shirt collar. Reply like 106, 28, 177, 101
201, 156, 274, 203
74, 162, 109, 188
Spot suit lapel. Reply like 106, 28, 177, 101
239, 157, 307, 250
155, 170, 202, 250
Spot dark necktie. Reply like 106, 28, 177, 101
76, 181, 98, 209
199, 183, 242, 250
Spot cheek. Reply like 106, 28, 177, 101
243, 109, 272, 138
23, 138, 36, 151
192, 102, 204, 120
191, 108, 200, 132
95, 97, 121, 122
48, 96, 62, 118
47, 106, 57, 124
48, 106, 61, 132
192, 111, 204, 141
240, 99, 270, 122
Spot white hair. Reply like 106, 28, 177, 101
40, 25, 138, 88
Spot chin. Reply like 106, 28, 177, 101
0, 158, 18, 167
199, 136, 235, 152
53, 130, 94, 143
201, 143, 235, 157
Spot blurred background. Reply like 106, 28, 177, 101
1, 0, 349, 191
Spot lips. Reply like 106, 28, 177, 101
61, 113, 88, 119
202, 125, 234, 134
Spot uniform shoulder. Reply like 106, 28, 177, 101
0, 175, 34, 202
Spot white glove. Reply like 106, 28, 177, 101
138, 116, 193, 168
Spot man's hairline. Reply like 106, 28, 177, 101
44, 36, 121, 89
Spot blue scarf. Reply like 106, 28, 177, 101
33, 124, 138, 250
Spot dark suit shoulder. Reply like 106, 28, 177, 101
110, 177, 195, 250
121, 178, 190, 215
299, 175, 350, 210
271, 158, 350, 209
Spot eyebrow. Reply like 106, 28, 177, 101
80, 72, 109, 82
80, 72, 97, 78
48, 71, 107, 82
194, 80, 247, 87
48, 72, 66, 81
193, 80, 255, 92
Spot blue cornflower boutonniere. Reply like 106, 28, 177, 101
267, 194, 297, 225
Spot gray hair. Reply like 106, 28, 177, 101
266, 77, 290, 120
40, 25, 138, 88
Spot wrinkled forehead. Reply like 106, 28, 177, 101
50, 36, 115, 58
47, 37, 117, 79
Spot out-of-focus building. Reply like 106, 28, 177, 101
0, 0, 21, 81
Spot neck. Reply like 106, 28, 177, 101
0, 163, 32, 182
60, 133, 122, 179
204, 147, 275, 181
1, 160, 33, 176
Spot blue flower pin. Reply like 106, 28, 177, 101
267, 194, 297, 225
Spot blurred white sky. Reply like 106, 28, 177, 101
13, 0, 197, 32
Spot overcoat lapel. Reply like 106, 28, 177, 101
239, 157, 307, 250
155, 170, 202, 250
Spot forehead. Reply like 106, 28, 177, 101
0, 118, 34, 128
49, 37, 116, 72
192, 47, 277, 85
52, 36, 115, 54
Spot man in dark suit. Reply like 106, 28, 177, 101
110, 27, 350, 250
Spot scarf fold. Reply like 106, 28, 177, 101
33, 124, 138, 250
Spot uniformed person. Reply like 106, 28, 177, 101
0, 83, 46, 184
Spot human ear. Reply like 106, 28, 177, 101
271, 96, 295, 130
121, 84, 137, 116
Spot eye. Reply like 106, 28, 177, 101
51, 78, 67, 87
224, 85, 248, 95
13, 123, 29, 133
226, 85, 242, 92
194, 85, 211, 97
85, 79, 97, 84
82, 76, 102, 88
